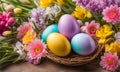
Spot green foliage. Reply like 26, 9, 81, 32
0, 38, 22, 69
0, 0, 39, 68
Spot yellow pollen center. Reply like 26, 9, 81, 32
23, 30, 27, 34
35, 47, 41, 53
108, 59, 113, 65
111, 12, 116, 17
91, 28, 96, 33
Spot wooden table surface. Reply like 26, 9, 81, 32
0, 58, 120, 72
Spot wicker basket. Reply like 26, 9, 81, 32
38, 29, 104, 66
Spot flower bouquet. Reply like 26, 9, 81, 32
0, 0, 120, 71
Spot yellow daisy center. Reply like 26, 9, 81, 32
111, 12, 116, 18
91, 28, 96, 33
108, 59, 113, 65
35, 47, 41, 53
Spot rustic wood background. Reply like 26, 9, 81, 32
1, 58, 120, 72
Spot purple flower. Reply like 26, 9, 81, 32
115, 32, 120, 42
30, 8, 46, 29
28, 57, 40, 64
14, 42, 27, 59
30, 5, 61, 29
73, 0, 120, 13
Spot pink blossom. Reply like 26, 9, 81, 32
6, 17, 16, 26
85, 20, 100, 37
0, 12, 16, 35
80, 26, 86, 33
1, 12, 16, 26
17, 22, 33, 39
0, 25, 9, 35
28, 58, 41, 64
102, 5, 120, 24
100, 52, 119, 71
27, 39, 47, 64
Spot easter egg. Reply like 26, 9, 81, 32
47, 33, 71, 57
58, 14, 80, 39
41, 24, 59, 43
71, 33, 96, 56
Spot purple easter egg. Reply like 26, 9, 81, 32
58, 14, 80, 39
71, 33, 96, 56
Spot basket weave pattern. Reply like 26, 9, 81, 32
39, 29, 104, 66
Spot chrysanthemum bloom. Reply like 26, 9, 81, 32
102, 5, 120, 24
100, 52, 119, 71
85, 20, 100, 37
22, 29, 36, 44
17, 22, 33, 39
96, 25, 114, 44
27, 39, 47, 64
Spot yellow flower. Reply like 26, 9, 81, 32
40, 0, 54, 8
3, 31, 12, 36
22, 30, 36, 44
105, 41, 120, 55
71, 6, 92, 20
85, 11, 92, 18
14, 8, 22, 14
96, 25, 114, 44
57, 0, 65, 5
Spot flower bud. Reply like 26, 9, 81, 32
3, 31, 12, 36
14, 8, 22, 14
5, 5, 15, 12
20, 0, 31, 4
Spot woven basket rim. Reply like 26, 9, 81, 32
46, 43, 104, 66
38, 28, 104, 66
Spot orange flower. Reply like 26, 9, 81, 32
22, 29, 36, 44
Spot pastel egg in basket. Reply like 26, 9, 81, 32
39, 14, 104, 66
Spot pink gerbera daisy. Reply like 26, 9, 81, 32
85, 20, 100, 37
102, 5, 120, 24
17, 22, 33, 39
27, 39, 47, 64
100, 52, 119, 72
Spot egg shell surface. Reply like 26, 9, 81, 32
71, 33, 96, 56
58, 14, 80, 39
41, 24, 59, 43
47, 33, 71, 57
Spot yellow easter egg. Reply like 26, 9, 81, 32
47, 33, 71, 57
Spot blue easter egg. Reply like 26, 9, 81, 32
71, 33, 96, 56
41, 24, 59, 43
